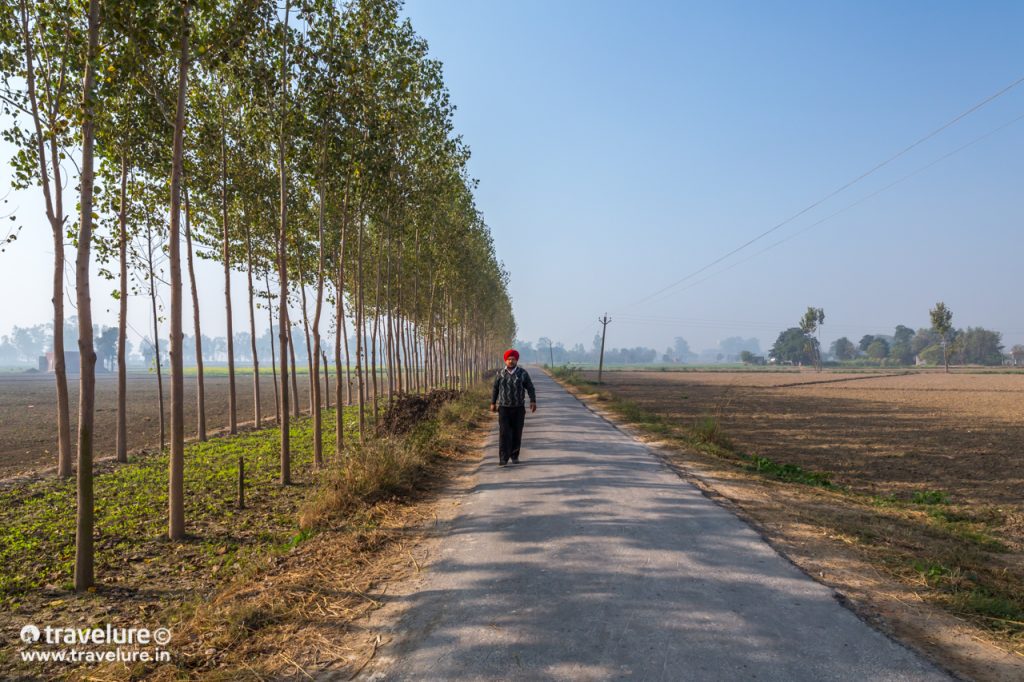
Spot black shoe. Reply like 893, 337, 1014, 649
498, 460, 508, 466
510, 458, 519, 464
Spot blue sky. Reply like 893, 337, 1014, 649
0, 1, 1022, 356
402, 0, 1024, 353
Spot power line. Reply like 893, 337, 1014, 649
626, 74, 1024, 308
624, 108, 1024, 309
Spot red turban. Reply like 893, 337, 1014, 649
503, 349, 519, 361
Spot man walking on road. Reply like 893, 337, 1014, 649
490, 349, 537, 466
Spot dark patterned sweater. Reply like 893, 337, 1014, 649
491, 366, 537, 407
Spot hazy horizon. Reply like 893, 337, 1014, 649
1, 1, 1022, 355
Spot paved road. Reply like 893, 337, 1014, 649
357, 369, 951, 681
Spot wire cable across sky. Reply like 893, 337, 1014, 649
617, 108, 1024, 312
623, 73, 1024, 309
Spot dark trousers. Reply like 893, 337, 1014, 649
497, 406, 526, 463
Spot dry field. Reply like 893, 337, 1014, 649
586, 369, 1024, 508
0, 370, 319, 479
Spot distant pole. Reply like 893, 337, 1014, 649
548, 339, 554, 367
597, 314, 611, 383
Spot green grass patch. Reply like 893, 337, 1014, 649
0, 406, 363, 599
743, 455, 834, 487
912, 489, 951, 505
912, 559, 1024, 631
691, 415, 731, 448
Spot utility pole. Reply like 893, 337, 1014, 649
597, 314, 611, 383
548, 339, 554, 367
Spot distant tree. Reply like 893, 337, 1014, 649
673, 336, 696, 363
888, 342, 913, 365
0, 336, 18, 365
866, 338, 890, 361
911, 328, 939, 357
719, 336, 760, 358
181, 334, 197, 366
96, 327, 118, 372
889, 325, 915, 365
799, 306, 825, 370
605, 346, 657, 364
917, 344, 943, 365
140, 338, 156, 370
537, 337, 554, 366
739, 350, 756, 364
11, 325, 47, 363
1011, 344, 1024, 366
929, 302, 954, 373
958, 327, 1003, 365
554, 342, 567, 364
234, 332, 253, 362
830, 337, 856, 361
858, 335, 875, 353
893, 325, 914, 345
771, 327, 813, 364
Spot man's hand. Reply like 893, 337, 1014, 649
490, 403, 497, 412
530, 402, 537, 413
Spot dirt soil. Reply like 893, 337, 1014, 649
594, 370, 1024, 507
561, 369, 1024, 682
0, 371, 317, 479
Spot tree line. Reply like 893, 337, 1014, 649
770, 302, 1011, 369
0, 0, 514, 591
0, 320, 397, 370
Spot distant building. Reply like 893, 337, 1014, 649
44, 351, 80, 374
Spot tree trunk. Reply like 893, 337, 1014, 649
310, 164, 326, 468
147, 224, 165, 452
74, 0, 100, 590
409, 229, 420, 393
221, 117, 237, 434
184, 186, 206, 441
425, 275, 436, 390
370, 231, 382, 423
332, 184, 350, 452
245, 224, 261, 426
384, 229, 394, 401
278, 0, 291, 485
322, 350, 330, 410
288, 323, 299, 417
297, 259, 315, 416
355, 216, 365, 442
18, 0, 72, 477
167, 1, 190, 541
266, 273, 280, 425
116, 154, 129, 463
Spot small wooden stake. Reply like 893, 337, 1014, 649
237, 456, 245, 509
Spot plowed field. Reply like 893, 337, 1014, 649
583, 370, 1024, 507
